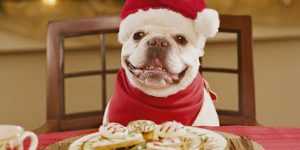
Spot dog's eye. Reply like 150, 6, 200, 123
175, 35, 187, 45
133, 32, 146, 41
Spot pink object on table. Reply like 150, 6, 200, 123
24, 126, 300, 150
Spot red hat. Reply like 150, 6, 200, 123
118, 0, 220, 44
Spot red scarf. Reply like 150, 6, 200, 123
108, 69, 204, 126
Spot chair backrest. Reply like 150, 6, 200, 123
203, 15, 256, 126
36, 15, 256, 133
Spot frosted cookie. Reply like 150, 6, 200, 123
99, 122, 129, 139
127, 120, 156, 141
92, 133, 144, 150
146, 138, 182, 150
81, 132, 145, 150
87, 123, 145, 150
157, 121, 187, 139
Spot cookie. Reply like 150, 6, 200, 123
99, 122, 129, 139
94, 133, 144, 150
127, 120, 156, 141
90, 123, 145, 150
146, 138, 182, 150
157, 121, 187, 139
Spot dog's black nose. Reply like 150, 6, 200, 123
147, 37, 170, 49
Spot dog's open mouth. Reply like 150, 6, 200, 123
125, 59, 187, 84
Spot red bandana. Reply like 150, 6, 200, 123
108, 69, 204, 126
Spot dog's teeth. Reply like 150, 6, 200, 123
160, 80, 166, 85
145, 79, 149, 85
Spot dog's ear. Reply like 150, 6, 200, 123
194, 9, 220, 38
118, 29, 127, 44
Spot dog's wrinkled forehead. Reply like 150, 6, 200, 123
118, 9, 199, 44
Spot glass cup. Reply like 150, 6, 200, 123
0, 125, 38, 150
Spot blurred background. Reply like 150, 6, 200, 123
0, 0, 299, 130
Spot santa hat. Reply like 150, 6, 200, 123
118, 0, 220, 44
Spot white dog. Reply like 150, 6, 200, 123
103, 0, 220, 126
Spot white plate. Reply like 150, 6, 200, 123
69, 126, 227, 150
185, 127, 227, 150
69, 132, 101, 150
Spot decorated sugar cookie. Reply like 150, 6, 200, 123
99, 122, 129, 139
157, 121, 187, 139
147, 138, 182, 150
127, 120, 156, 141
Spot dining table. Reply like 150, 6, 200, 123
24, 126, 300, 150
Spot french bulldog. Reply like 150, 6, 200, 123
103, 0, 220, 126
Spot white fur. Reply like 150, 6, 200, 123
118, 9, 219, 97
195, 9, 220, 38
120, 24, 203, 97
192, 90, 219, 126
119, 9, 195, 44
119, 8, 220, 44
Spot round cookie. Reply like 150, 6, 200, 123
157, 121, 187, 139
99, 122, 129, 139
127, 120, 156, 133
127, 120, 156, 141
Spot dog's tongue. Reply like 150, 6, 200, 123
149, 58, 164, 68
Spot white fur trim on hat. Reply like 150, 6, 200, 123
118, 9, 195, 44
195, 9, 220, 38
118, 8, 220, 44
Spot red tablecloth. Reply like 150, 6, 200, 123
25, 126, 300, 150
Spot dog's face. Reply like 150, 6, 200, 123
117, 8, 219, 97
120, 23, 207, 97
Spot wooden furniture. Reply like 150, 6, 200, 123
36, 15, 256, 133
201, 15, 256, 126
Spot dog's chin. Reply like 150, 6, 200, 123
125, 60, 187, 88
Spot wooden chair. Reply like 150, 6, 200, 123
35, 15, 256, 133
201, 15, 256, 126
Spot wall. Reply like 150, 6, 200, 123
204, 38, 300, 127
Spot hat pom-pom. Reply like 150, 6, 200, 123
195, 9, 220, 38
